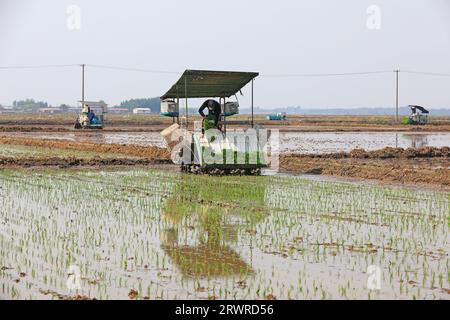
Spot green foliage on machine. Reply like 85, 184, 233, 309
201, 146, 267, 166
202, 116, 217, 132
402, 116, 412, 125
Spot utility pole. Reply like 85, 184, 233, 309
395, 69, 399, 123
251, 79, 254, 128
184, 76, 188, 129
81, 64, 85, 103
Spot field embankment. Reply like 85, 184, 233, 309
1, 114, 450, 132
281, 147, 450, 187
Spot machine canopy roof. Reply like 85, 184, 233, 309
409, 105, 429, 114
161, 69, 259, 100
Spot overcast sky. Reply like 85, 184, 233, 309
1, 0, 449, 109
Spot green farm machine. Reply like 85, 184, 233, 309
160, 70, 270, 176
403, 105, 429, 125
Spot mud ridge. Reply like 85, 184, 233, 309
0, 136, 171, 160
0, 156, 172, 168
283, 146, 450, 159
280, 157, 450, 187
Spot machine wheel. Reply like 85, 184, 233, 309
74, 122, 82, 129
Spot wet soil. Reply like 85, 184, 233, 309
0, 136, 171, 160
281, 147, 450, 187
0, 156, 172, 168
0, 136, 448, 188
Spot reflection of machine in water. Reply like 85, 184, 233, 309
160, 175, 268, 277
402, 134, 429, 148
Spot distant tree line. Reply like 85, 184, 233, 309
12, 99, 49, 111
115, 97, 160, 112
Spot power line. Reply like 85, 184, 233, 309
0, 63, 179, 74
402, 70, 450, 77
1, 64, 450, 78
86, 64, 179, 74
0, 64, 79, 70
260, 70, 393, 78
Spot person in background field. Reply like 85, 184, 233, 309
86, 106, 95, 123
198, 99, 221, 133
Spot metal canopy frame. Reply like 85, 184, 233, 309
409, 105, 429, 114
161, 69, 258, 130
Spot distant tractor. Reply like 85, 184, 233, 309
74, 100, 107, 129
266, 113, 287, 121
404, 105, 429, 125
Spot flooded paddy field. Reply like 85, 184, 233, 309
281, 132, 450, 154
0, 169, 448, 300
1, 131, 449, 154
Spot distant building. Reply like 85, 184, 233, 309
132, 108, 152, 114
109, 108, 129, 114
38, 107, 62, 114
0, 106, 16, 114
68, 107, 82, 113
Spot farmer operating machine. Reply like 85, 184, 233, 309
160, 70, 269, 175
405, 105, 429, 125
74, 100, 107, 129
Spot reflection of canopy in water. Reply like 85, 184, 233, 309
162, 244, 252, 277
160, 175, 268, 277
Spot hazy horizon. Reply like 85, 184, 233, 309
1, 0, 450, 109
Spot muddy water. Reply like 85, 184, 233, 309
280, 132, 450, 154
0, 169, 448, 300
1, 131, 449, 154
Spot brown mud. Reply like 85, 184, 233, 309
0, 156, 172, 168
0, 136, 171, 160
281, 147, 450, 187
0, 136, 448, 188
288, 146, 450, 159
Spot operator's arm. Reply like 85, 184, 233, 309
198, 101, 208, 118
